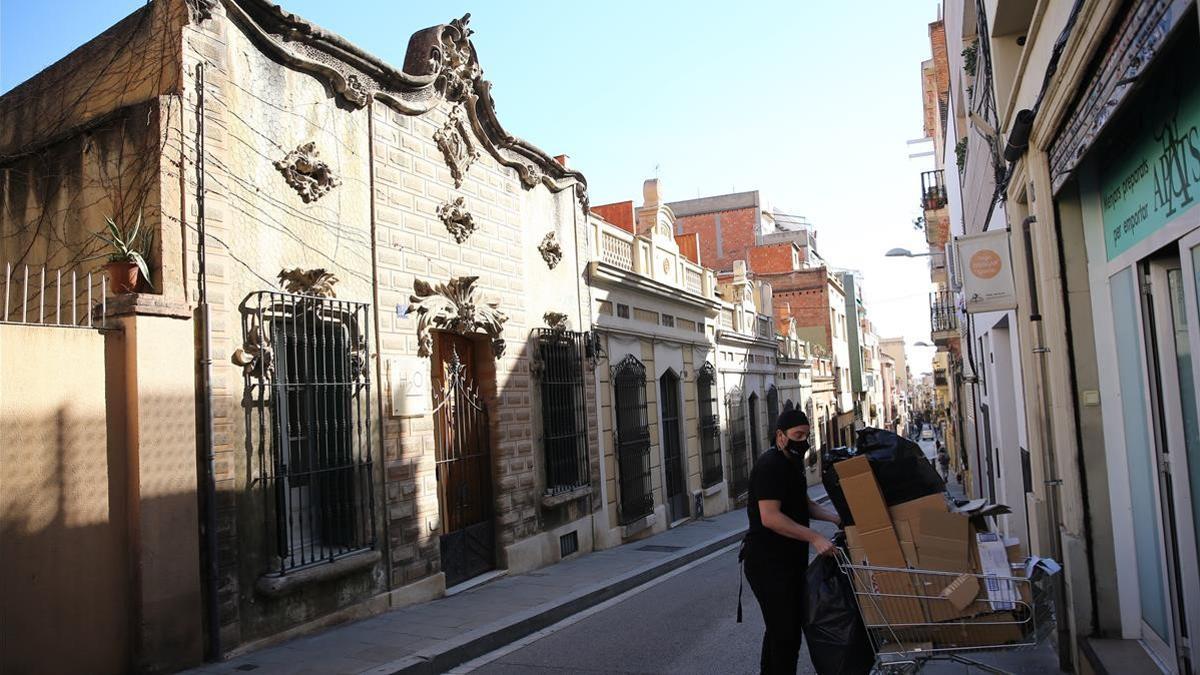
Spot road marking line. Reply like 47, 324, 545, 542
444, 542, 741, 674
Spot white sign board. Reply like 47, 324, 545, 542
954, 229, 1017, 313
388, 357, 431, 417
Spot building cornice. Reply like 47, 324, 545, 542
588, 261, 723, 313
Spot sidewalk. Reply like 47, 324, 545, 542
188, 504, 763, 675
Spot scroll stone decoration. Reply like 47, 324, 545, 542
232, 323, 274, 380
538, 231, 563, 270
274, 142, 341, 203
409, 276, 508, 358
543, 311, 569, 332
434, 106, 480, 188
278, 267, 340, 297
430, 14, 482, 103
436, 197, 477, 243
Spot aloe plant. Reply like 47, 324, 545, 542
93, 214, 154, 289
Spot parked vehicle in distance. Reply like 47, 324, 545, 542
920, 426, 935, 441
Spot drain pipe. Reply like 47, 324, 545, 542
195, 62, 222, 661
1023, 214, 1071, 670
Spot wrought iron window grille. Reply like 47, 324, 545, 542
727, 387, 750, 498
697, 363, 723, 489
534, 329, 592, 496
242, 290, 376, 575
611, 354, 654, 525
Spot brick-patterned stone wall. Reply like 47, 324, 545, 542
180, 6, 381, 647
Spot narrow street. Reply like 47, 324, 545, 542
460, 521, 839, 675
461, 483, 1053, 675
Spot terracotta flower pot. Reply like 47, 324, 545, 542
104, 261, 140, 294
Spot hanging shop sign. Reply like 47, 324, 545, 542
955, 229, 1016, 313
1098, 30, 1200, 261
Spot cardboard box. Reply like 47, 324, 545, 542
932, 611, 1026, 647
916, 511, 971, 572
977, 532, 1018, 611
941, 573, 981, 612
845, 525, 927, 628
889, 494, 949, 569
835, 456, 905, 568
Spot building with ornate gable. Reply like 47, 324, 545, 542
0, 1, 601, 669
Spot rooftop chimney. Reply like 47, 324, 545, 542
554, 154, 570, 168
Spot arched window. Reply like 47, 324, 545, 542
727, 387, 749, 497
612, 355, 653, 524
696, 363, 722, 488
748, 392, 761, 460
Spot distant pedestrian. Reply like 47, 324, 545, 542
740, 409, 842, 675
936, 444, 950, 481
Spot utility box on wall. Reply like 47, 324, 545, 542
388, 357, 430, 417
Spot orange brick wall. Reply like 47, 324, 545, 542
592, 201, 635, 233
675, 205, 758, 271
748, 243, 796, 274
760, 268, 833, 349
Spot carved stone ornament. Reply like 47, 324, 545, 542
232, 323, 274, 380
538, 231, 563, 270
274, 142, 341, 203
436, 197, 477, 243
278, 267, 340, 297
343, 74, 370, 108
185, 0, 219, 23
543, 311, 570, 332
409, 276, 508, 358
434, 106, 480, 188
428, 14, 482, 103
519, 163, 543, 190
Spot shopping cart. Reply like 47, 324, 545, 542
833, 549, 1056, 674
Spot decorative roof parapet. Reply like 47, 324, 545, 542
222, 1, 589, 209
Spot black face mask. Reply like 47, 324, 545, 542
785, 438, 810, 455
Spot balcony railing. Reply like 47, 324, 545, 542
921, 169, 948, 211
590, 217, 716, 298
930, 290, 958, 335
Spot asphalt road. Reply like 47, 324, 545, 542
461, 519, 839, 675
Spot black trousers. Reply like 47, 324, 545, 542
744, 548, 807, 675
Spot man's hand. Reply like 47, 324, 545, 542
811, 534, 836, 557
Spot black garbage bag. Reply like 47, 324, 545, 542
821, 428, 946, 526
803, 554, 874, 675
855, 427, 945, 505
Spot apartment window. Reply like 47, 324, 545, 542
697, 363, 723, 488
537, 329, 590, 493
246, 291, 375, 574
661, 314, 675, 328
612, 355, 653, 524
616, 303, 630, 319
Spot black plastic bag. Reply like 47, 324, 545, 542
855, 427, 945, 505
821, 428, 946, 525
803, 555, 874, 675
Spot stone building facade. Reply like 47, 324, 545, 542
1, 0, 598, 666
587, 181, 725, 539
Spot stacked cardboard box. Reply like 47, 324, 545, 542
834, 456, 1029, 648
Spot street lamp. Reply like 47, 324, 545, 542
886, 248, 935, 258
913, 341, 935, 347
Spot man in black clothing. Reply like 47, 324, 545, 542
744, 409, 842, 675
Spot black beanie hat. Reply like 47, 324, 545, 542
776, 408, 810, 432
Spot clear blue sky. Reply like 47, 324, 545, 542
1, 0, 940, 371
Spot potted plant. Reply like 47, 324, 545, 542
93, 214, 154, 293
